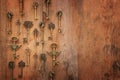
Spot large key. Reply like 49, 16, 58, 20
8, 61, 16, 80
18, 60, 25, 78
7, 12, 13, 35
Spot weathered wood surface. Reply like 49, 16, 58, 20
0, 0, 120, 80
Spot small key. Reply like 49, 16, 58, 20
18, 60, 25, 78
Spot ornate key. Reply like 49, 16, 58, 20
24, 21, 33, 43
48, 43, 60, 80
7, 12, 13, 35
18, 60, 25, 78
57, 11, 63, 33
45, 0, 51, 20
25, 48, 31, 66
10, 37, 21, 60
33, 28, 39, 46
33, 1, 39, 20
16, 19, 21, 35
19, 0, 24, 16
48, 23, 55, 40
8, 61, 16, 80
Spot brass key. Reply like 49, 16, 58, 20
7, 12, 13, 35
18, 60, 25, 78
24, 21, 33, 43
16, 19, 21, 35
48, 23, 55, 40
25, 48, 31, 66
19, 0, 24, 16
33, 28, 39, 46
10, 37, 21, 60
57, 11, 63, 33
45, 0, 51, 20
8, 61, 16, 80
33, 1, 39, 20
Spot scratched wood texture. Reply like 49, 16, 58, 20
0, 0, 120, 80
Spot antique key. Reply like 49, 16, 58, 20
25, 48, 31, 66
8, 61, 16, 80
18, 60, 25, 78
24, 21, 33, 43
19, 0, 24, 16
33, 28, 39, 46
39, 53, 47, 74
48, 43, 60, 80
45, 0, 51, 20
48, 23, 55, 40
33, 1, 39, 20
48, 43, 60, 62
39, 22, 45, 47
10, 37, 21, 60
16, 19, 21, 35
57, 11, 63, 33
7, 12, 13, 35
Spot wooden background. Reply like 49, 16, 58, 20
0, 0, 120, 80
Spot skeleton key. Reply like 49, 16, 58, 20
25, 48, 31, 66
7, 12, 13, 35
57, 11, 63, 33
19, 0, 24, 16
33, 1, 39, 20
8, 61, 16, 80
45, 0, 51, 20
48, 23, 55, 40
18, 60, 25, 78
24, 21, 33, 43
39, 22, 45, 46
16, 19, 21, 35
10, 37, 21, 60
33, 28, 39, 46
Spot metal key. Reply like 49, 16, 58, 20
16, 19, 21, 35
18, 60, 25, 78
8, 61, 16, 80
45, 0, 51, 20
33, 1, 39, 20
57, 11, 63, 33
7, 12, 13, 35
48, 23, 55, 40
25, 48, 31, 66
